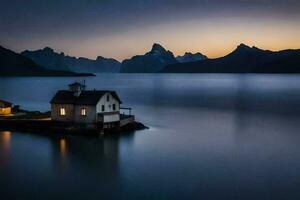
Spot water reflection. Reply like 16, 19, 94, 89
59, 138, 67, 167
47, 134, 126, 199
0, 131, 11, 156
0, 131, 12, 171
54, 136, 121, 170
50, 134, 124, 172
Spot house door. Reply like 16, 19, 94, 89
97, 114, 104, 129
97, 113, 103, 122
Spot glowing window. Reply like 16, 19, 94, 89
60, 107, 66, 116
81, 108, 86, 116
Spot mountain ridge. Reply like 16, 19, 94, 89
176, 52, 207, 63
2, 43, 299, 75
0, 45, 92, 76
22, 47, 121, 73
160, 44, 300, 73
120, 43, 177, 73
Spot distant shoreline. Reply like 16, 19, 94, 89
0, 72, 95, 77
3, 72, 300, 77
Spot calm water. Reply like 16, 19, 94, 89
1, 74, 300, 199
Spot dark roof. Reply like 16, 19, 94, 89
50, 90, 122, 105
68, 82, 85, 87
0, 99, 12, 107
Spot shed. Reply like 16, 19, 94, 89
0, 99, 12, 116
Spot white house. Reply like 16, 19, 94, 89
50, 82, 122, 128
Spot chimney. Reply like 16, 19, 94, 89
74, 88, 81, 97
68, 82, 86, 97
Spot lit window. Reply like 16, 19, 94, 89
101, 105, 105, 112
107, 95, 109, 102
60, 107, 66, 116
81, 108, 86, 116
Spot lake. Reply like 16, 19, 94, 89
1, 74, 300, 199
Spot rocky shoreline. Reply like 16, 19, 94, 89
0, 108, 148, 135
0, 119, 148, 135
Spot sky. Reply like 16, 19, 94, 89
0, 0, 300, 61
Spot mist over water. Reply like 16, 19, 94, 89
1, 74, 300, 199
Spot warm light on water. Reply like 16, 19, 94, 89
0, 131, 11, 153
59, 138, 67, 166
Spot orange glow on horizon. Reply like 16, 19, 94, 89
13, 17, 300, 61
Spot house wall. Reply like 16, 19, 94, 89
96, 93, 120, 123
0, 107, 11, 115
74, 105, 97, 123
51, 92, 121, 124
103, 112, 120, 123
51, 104, 74, 122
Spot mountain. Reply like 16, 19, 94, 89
120, 43, 177, 73
22, 47, 70, 71
64, 55, 120, 73
176, 52, 207, 63
0, 45, 93, 76
22, 47, 121, 73
161, 44, 300, 73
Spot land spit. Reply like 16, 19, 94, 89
0, 110, 147, 135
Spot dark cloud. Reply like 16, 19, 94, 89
1, 0, 299, 33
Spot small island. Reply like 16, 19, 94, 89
0, 82, 147, 135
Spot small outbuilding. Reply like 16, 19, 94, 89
50, 82, 123, 129
0, 99, 12, 116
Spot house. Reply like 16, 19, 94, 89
50, 82, 122, 129
0, 99, 12, 116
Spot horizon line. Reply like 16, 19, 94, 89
2, 42, 300, 62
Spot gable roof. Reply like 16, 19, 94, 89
0, 99, 12, 107
50, 90, 122, 105
68, 82, 85, 87
49, 91, 77, 104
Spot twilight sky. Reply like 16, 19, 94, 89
1, 0, 300, 61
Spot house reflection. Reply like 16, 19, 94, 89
59, 138, 67, 166
0, 131, 11, 155
51, 134, 123, 172
46, 133, 137, 199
